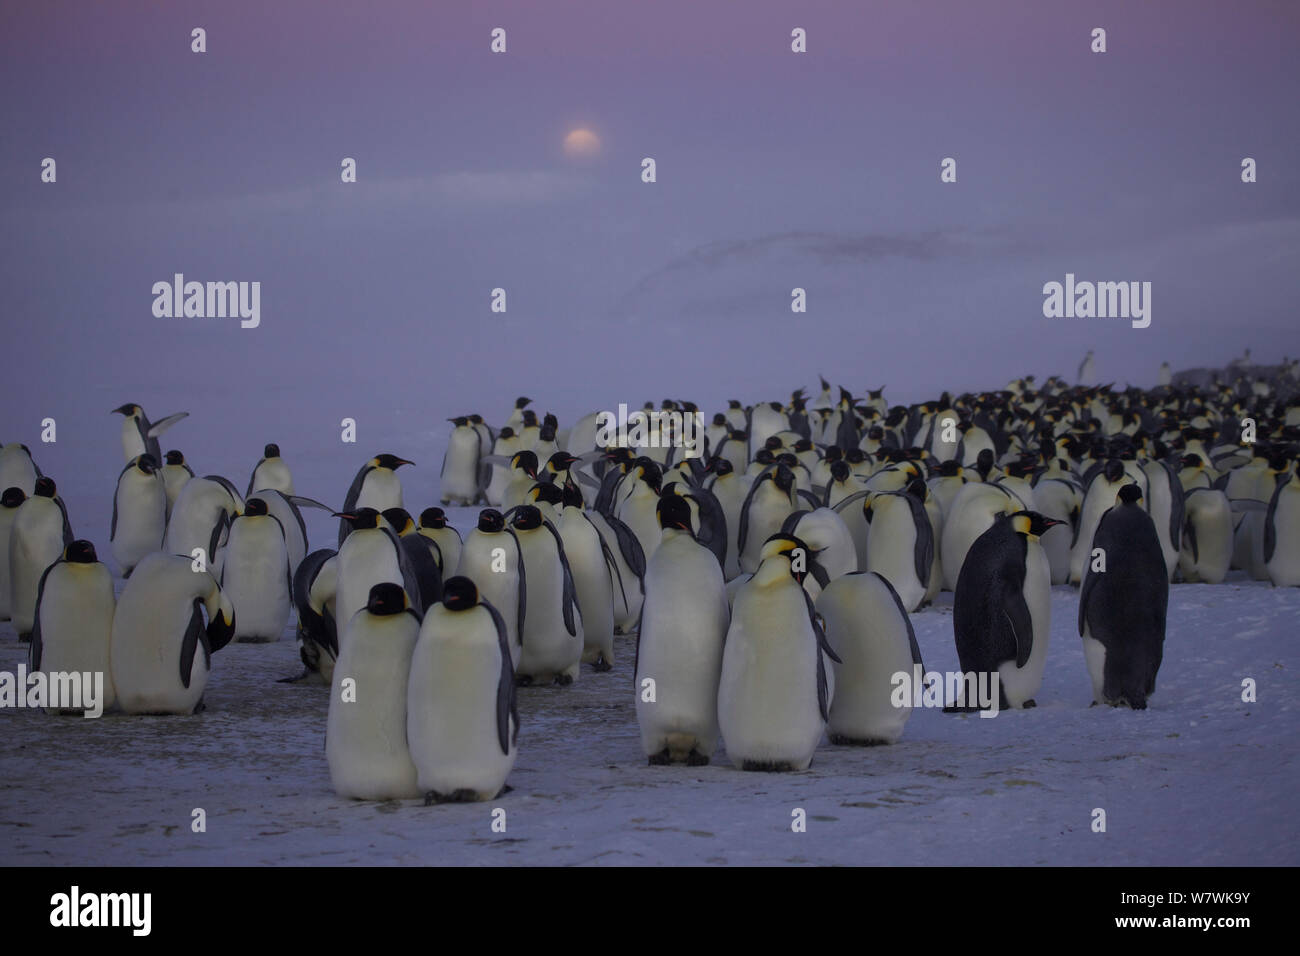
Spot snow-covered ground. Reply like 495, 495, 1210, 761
3, 568, 1295, 866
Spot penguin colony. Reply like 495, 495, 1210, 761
3, 360, 1300, 799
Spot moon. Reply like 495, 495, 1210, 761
563, 128, 601, 159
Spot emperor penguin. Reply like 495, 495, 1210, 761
815, 571, 923, 745
112, 404, 188, 464
160, 450, 193, 520
9, 477, 73, 639
253, 488, 315, 578
247, 443, 294, 497
1032, 475, 1081, 585
779, 507, 857, 583
440, 417, 484, 506
748, 401, 789, 459
110, 551, 235, 714
952, 511, 1059, 710
557, 485, 617, 671
705, 458, 747, 580
0, 487, 27, 620
938, 481, 1017, 591
586, 508, 646, 634
29, 540, 117, 716
1178, 488, 1233, 583
1264, 467, 1300, 586
1069, 460, 1134, 585
110, 454, 167, 577
338, 453, 413, 546
737, 463, 799, 574
1141, 457, 1185, 581
1079, 485, 1168, 707
382, 507, 445, 613
484, 427, 521, 507
864, 479, 935, 612
510, 505, 584, 685
335, 508, 419, 644
1077, 350, 1095, 384
503, 396, 532, 434
614, 459, 664, 564
717, 533, 841, 771
407, 576, 519, 803
0, 443, 39, 495
1158, 361, 1172, 386
417, 507, 462, 574
635, 494, 730, 765
327, 583, 421, 800
500, 450, 541, 512
222, 497, 292, 643
163, 475, 243, 579
455, 509, 525, 666
288, 548, 339, 684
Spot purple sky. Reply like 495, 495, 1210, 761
2, 0, 1297, 520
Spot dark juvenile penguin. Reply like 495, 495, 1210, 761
1078, 484, 1169, 709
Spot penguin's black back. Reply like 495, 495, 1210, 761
1078, 501, 1168, 708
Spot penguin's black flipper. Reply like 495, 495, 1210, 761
179, 598, 207, 690
1001, 586, 1035, 668
55, 495, 73, 546
399, 534, 442, 612
830, 489, 870, 516
687, 486, 728, 568
338, 464, 374, 546
875, 571, 924, 670
481, 596, 518, 755
287, 495, 334, 513
803, 590, 838, 723
499, 528, 526, 645
146, 411, 189, 439
542, 519, 580, 637
603, 513, 646, 581
587, 513, 629, 608
1159, 459, 1185, 551
28, 562, 60, 672
1264, 480, 1284, 563
903, 492, 934, 588
796, 489, 821, 510
736, 466, 776, 556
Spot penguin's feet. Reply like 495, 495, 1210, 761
740, 760, 794, 773
685, 749, 710, 766
425, 789, 479, 805
192, 696, 206, 715
829, 733, 888, 746
591, 655, 613, 672
515, 675, 534, 687
554, 673, 574, 687
648, 749, 672, 766
1022, 699, 1037, 709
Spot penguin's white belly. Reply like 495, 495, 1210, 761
1081, 626, 1107, 705
9, 510, 65, 635
516, 544, 583, 679
111, 599, 207, 715
997, 544, 1051, 707
37, 565, 118, 713
224, 523, 290, 641
455, 538, 521, 665
407, 636, 514, 799
866, 504, 925, 612
618, 494, 662, 565
357, 471, 403, 512
112, 480, 166, 573
335, 539, 402, 644
739, 493, 793, 574
636, 545, 728, 757
252, 460, 294, 496
817, 578, 914, 744
718, 587, 825, 769
327, 626, 420, 800
562, 520, 615, 664
1266, 493, 1300, 587
440, 432, 480, 503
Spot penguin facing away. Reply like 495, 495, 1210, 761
1078, 484, 1169, 708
